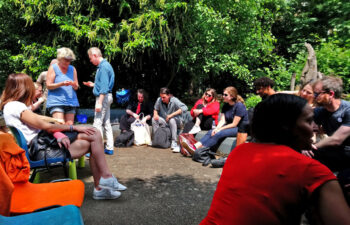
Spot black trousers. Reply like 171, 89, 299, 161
183, 104, 213, 133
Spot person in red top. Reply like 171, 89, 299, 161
201, 94, 350, 225
182, 88, 220, 135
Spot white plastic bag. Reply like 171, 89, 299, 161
130, 119, 151, 146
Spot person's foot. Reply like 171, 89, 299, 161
189, 125, 201, 134
172, 145, 180, 153
104, 149, 114, 155
171, 141, 179, 149
99, 175, 127, 191
93, 188, 121, 200
182, 139, 196, 155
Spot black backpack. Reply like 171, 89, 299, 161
152, 126, 171, 148
114, 130, 134, 147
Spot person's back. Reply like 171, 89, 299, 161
201, 142, 335, 225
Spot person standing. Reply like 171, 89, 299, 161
84, 47, 115, 155
46, 48, 79, 125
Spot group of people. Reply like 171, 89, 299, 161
1, 44, 350, 223
0, 47, 127, 201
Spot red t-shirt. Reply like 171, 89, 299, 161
201, 143, 336, 225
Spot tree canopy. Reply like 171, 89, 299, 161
0, 0, 349, 106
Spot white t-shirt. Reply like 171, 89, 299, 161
3, 101, 40, 144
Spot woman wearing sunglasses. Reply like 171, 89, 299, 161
182, 86, 248, 156
182, 88, 220, 135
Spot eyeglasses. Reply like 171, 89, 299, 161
223, 93, 229, 97
314, 91, 327, 98
205, 93, 212, 97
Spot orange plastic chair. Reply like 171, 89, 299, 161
10, 180, 85, 215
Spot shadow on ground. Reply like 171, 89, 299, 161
40, 146, 223, 225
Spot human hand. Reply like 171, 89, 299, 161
58, 137, 71, 149
74, 126, 96, 136
301, 144, 317, 158
134, 113, 140, 119
95, 103, 102, 112
83, 81, 94, 87
141, 117, 147, 124
53, 118, 65, 124
153, 115, 159, 121
193, 109, 201, 117
211, 128, 219, 136
62, 80, 72, 86
166, 115, 171, 122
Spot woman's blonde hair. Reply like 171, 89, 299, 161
0, 73, 36, 109
201, 88, 218, 103
224, 86, 244, 103
57, 47, 76, 61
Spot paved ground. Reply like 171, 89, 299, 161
41, 146, 223, 225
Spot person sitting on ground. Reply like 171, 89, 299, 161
152, 87, 188, 152
200, 94, 350, 225
46, 47, 79, 125
302, 76, 350, 173
182, 86, 248, 155
253, 77, 276, 100
119, 89, 153, 132
1, 73, 127, 200
182, 88, 220, 135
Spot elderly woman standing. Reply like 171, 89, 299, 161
46, 47, 79, 125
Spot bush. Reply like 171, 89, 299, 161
245, 94, 261, 109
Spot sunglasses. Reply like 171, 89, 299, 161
314, 91, 327, 98
223, 93, 229, 97
205, 93, 212, 97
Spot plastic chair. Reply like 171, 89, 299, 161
10, 180, 85, 214
9, 126, 78, 182
0, 205, 84, 225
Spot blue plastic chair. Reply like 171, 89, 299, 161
9, 126, 78, 182
0, 205, 84, 225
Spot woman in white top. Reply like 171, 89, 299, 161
1, 73, 126, 200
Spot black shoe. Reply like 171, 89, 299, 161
202, 157, 211, 167
211, 158, 227, 168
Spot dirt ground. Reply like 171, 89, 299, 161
41, 146, 223, 225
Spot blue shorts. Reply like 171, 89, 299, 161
48, 106, 77, 115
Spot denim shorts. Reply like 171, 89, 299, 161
48, 105, 77, 115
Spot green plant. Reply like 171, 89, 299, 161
245, 94, 262, 109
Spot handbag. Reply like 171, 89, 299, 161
130, 118, 151, 146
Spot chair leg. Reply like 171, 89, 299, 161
78, 156, 85, 168
69, 161, 77, 180
30, 169, 41, 183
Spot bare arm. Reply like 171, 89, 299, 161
95, 94, 105, 112
166, 108, 182, 121
218, 115, 241, 131
46, 66, 65, 90
153, 110, 159, 121
71, 68, 79, 90
314, 180, 350, 225
315, 126, 350, 149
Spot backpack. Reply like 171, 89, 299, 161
114, 130, 134, 148
152, 126, 171, 148
116, 89, 131, 105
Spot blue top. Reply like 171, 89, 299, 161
314, 100, 350, 146
93, 59, 115, 97
221, 102, 248, 125
46, 64, 79, 108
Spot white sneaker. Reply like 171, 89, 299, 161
93, 188, 121, 200
172, 146, 180, 153
171, 141, 178, 149
189, 125, 201, 134
99, 175, 127, 191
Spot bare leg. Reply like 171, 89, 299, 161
69, 127, 113, 187
194, 117, 201, 127
65, 113, 75, 125
194, 142, 203, 149
52, 112, 65, 122
236, 132, 248, 146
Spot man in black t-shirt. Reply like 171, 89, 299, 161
302, 76, 350, 172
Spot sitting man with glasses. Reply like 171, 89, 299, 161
302, 76, 350, 173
